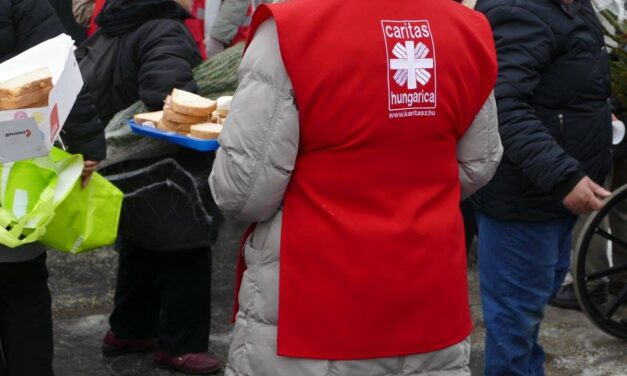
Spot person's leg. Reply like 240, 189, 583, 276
478, 213, 574, 376
154, 247, 219, 374
0, 254, 54, 376
109, 243, 160, 341
156, 247, 212, 355
461, 200, 477, 254
528, 217, 577, 375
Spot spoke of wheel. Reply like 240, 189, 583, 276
587, 264, 627, 281
605, 284, 627, 320
596, 228, 627, 251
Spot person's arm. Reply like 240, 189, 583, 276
481, 5, 610, 212
205, 0, 251, 57
62, 86, 106, 161
458, 92, 503, 200
11, 0, 65, 53
137, 20, 202, 110
13, 0, 101, 185
210, 19, 299, 222
483, 6, 582, 194
71, 0, 95, 27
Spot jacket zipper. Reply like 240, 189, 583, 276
558, 114, 565, 143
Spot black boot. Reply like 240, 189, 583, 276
549, 283, 608, 310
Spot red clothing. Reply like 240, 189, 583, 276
87, 0, 105, 37
186, 0, 207, 59
247, 0, 497, 360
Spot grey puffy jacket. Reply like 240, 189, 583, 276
210, 19, 502, 376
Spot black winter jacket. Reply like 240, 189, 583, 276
472, 0, 613, 221
0, 0, 65, 63
66, 0, 220, 251
63, 0, 202, 161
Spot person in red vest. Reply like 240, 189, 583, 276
210, 0, 502, 374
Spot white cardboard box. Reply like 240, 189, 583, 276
0, 34, 83, 163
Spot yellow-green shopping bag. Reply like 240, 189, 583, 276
40, 148, 123, 254
0, 151, 83, 248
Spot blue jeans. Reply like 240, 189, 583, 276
477, 212, 577, 376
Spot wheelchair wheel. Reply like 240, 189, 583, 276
573, 184, 627, 339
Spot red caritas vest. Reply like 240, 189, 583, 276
248, 0, 497, 360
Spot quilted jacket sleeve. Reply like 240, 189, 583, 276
137, 20, 202, 111
209, 0, 252, 45
481, 4, 584, 198
209, 19, 299, 222
10, 0, 65, 58
458, 92, 502, 200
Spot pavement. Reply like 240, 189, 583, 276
46, 218, 627, 376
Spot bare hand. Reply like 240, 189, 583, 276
563, 176, 611, 215
81, 160, 100, 188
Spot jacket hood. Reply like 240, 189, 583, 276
96, 0, 191, 36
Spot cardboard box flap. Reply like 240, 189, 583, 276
0, 34, 83, 163
0, 34, 74, 85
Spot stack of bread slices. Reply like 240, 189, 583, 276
134, 89, 227, 140
0, 67, 53, 110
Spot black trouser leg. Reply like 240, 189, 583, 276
156, 247, 212, 355
109, 245, 160, 339
0, 254, 54, 376
461, 200, 477, 253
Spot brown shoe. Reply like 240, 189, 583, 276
155, 350, 221, 375
102, 330, 156, 357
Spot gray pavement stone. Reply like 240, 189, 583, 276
46, 219, 627, 375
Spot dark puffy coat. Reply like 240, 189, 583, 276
63, 0, 201, 160
0, 0, 65, 63
66, 0, 220, 251
472, 0, 613, 221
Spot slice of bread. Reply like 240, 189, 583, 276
134, 111, 163, 126
0, 67, 53, 99
0, 87, 51, 110
190, 123, 222, 139
211, 111, 226, 124
169, 89, 216, 117
159, 117, 193, 133
25, 99, 49, 109
163, 107, 208, 124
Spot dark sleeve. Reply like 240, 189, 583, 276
62, 86, 107, 161
483, 5, 585, 199
137, 21, 202, 111
12, 0, 65, 51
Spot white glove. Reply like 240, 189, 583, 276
205, 37, 226, 59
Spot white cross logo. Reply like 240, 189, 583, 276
390, 41, 434, 90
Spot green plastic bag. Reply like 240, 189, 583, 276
0, 150, 82, 248
39, 149, 123, 254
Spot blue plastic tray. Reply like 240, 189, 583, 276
129, 120, 220, 152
